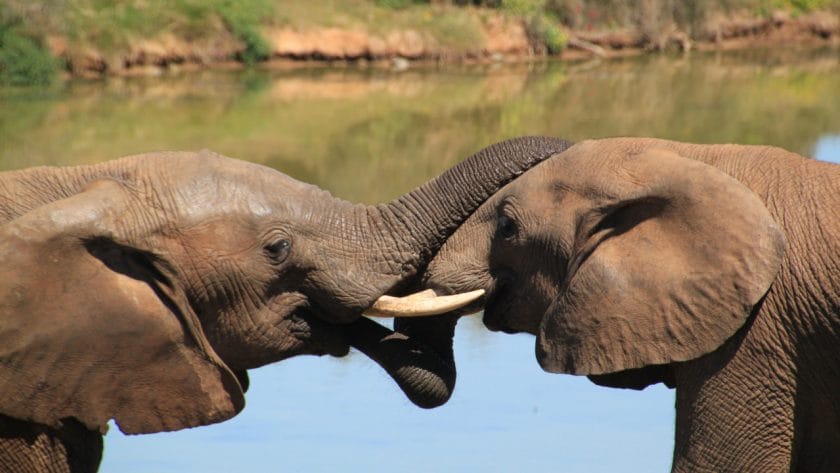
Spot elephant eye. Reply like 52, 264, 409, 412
496, 215, 518, 240
265, 239, 291, 263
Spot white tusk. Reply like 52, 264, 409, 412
363, 289, 485, 318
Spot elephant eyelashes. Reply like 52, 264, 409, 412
265, 239, 291, 263
496, 215, 518, 240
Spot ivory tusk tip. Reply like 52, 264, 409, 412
363, 289, 485, 318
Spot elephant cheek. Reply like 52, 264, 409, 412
198, 308, 286, 370
205, 294, 349, 370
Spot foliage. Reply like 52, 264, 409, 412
375, 0, 429, 9
0, 26, 58, 86
787, 0, 834, 11
0, 0, 838, 76
497, 0, 569, 54
538, 18, 568, 53
214, 0, 273, 64
0, 0, 275, 65
500, 0, 545, 15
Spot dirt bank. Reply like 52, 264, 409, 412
43, 10, 840, 77
562, 10, 839, 59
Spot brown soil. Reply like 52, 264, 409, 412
563, 11, 839, 60
51, 11, 839, 77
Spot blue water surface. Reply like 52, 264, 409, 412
815, 134, 840, 163
102, 315, 675, 472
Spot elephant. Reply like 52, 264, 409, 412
412, 137, 840, 472
0, 136, 573, 472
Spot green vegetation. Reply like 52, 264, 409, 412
0, 0, 838, 82
214, 0, 274, 64
0, 0, 273, 81
375, 0, 428, 8
0, 27, 58, 86
0, 4, 59, 85
539, 20, 567, 53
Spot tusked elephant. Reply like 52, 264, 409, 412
0, 136, 573, 472
413, 137, 840, 472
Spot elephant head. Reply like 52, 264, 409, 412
0, 137, 572, 436
420, 138, 786, 389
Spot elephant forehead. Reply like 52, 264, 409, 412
174, 177, 267, 214
169, 149, 319, 197
534, 140, 655, 201
170, 169, 323, 223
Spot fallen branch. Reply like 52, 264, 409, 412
567, 37, 606, 57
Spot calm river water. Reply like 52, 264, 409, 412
2, 47, 839, 472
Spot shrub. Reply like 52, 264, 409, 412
215, 0, 272, 64
0, 27, 58, 86
376, 0, 427, 8
788, 0, 832, 11
540, 19, 568, 53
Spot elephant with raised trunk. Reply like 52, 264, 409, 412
415, 137, 840, 472
0, 137, 572, 472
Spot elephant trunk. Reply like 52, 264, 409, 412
348, 137, 572, 408
345, 315, 457, 408
312, 137, 571, 322
374, 137, 572, 277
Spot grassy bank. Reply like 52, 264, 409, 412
1, 0, 839, 83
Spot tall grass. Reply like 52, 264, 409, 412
1, 0, 276, 70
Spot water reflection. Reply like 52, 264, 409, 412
2, 47, 839, 203
1, 48, 838, 472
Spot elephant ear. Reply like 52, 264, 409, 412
0, 179, 244, 434
536, 144, 785, 379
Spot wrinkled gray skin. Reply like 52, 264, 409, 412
0, 137, 572, 473
418, 138, 840, 472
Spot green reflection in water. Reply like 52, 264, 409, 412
1, 47, 839, 203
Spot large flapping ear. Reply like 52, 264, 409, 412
0, 179, 244, 434
536, 141, 785, 377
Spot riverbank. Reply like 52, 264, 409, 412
1, 1, 839, 82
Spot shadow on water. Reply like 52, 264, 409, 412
1, 48, 839, 472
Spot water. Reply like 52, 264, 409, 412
1, 47, 839, 472
4, 47, 840, 200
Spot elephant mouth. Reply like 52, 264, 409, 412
292, 289, 482, 356
478, 267, 524, 333
482, 278, 515, 333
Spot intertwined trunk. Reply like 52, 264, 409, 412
347, 137, 573, 407
378, 136, 574, 276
